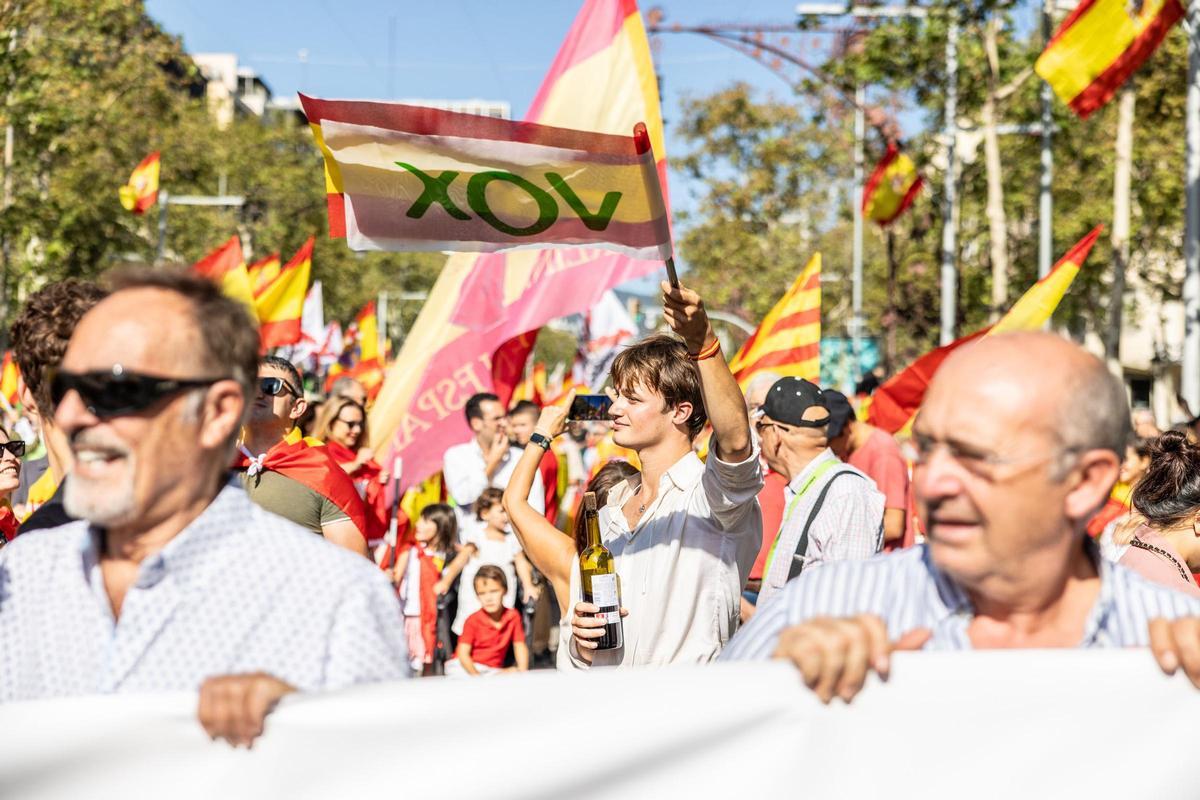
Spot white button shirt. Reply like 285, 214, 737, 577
563, 446, 763, 669
443, 438, 544, 538
0, 483, 409, 702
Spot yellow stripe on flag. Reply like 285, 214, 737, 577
729, 253, 821, 388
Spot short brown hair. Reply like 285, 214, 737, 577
610, 334, 707, 438
106, 267, 260, 426
10, 279, 108, 414
473, 564, 508, 593
476, 486, 505, 519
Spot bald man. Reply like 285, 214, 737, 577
722, 332, 1200, 703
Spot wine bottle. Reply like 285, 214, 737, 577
579, 491, 622, 651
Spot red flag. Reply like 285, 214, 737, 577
492, 331, 538, 407
233, 429, 369, 538
862, 142, 923, 226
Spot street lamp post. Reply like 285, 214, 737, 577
1183, 0, 1200, 410
939, 10, 959, 344
155, 191, 247, 264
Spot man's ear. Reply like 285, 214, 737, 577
670, 401, 694, 428
289, 398, 308, 422
199, 381, 245, 450
1064, 449, 1121, 523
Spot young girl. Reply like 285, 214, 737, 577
446, 565, 529, 677
451, 488, 538, 635
391, 504, 462, 675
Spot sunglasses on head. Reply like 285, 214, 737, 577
259, 376, 301, 398
49, 366, 224, 419
0, 440, 25, 458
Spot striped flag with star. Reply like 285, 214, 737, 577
728, 253, 821, 389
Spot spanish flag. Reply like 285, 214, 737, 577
256, 237, 313, 351
862, 143, 923, 226
327, 301, 385, 397
247, 253, 281, 297
868, 226, 1104, 433
728, 253, 821, 389
1035, 0, 1185, 119
119, 151, 160, 215
0, 351, 19, 408
192, 236, 256, 311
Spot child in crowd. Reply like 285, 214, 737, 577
392, 504, 464, 675
451, 487, 538, 635
447, 565, 529, 677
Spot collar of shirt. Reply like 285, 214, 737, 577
77, 481, 245, 596
784, 448, 839, 497
920, 538, 1115, 648
606, 451, 705, 539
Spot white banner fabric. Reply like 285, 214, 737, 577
2, 651, 1199, 799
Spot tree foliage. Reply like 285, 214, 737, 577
0, 0, 443, 338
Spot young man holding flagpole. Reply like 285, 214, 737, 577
555, 280, 764, 668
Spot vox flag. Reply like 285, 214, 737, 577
119, 151, 160, 215
358, 0, 670, 493
868, 226, 1104, 433
729, 254, 822, 389
191, 236, 255, 311
298, 95, 671, 260
1035, 0, 1185, 119
256, 237, 313, 351
862, 143, 923, 226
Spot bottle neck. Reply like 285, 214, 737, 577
584, 509, 602, 549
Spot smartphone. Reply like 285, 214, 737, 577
569, 393, 613, 421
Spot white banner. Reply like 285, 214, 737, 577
2, 651, 1198, 799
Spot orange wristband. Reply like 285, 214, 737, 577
688, 338, 721, 361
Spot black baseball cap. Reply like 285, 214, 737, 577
823, 390, 854, 438
759, 377, 830, 428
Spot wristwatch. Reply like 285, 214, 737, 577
530, 432, 553, 451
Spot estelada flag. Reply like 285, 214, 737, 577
868, 226, 1104, 434
729, 253, 821, 389
247, 253, 281, 297
192, 236, 256, 311
862, 143, 923, 226
298, 95, 672, 261
256, 237, 313, 351
119, 151, 160, 215
233, 427, 369, 538
0, 351, 20, 408
1035, 0, 1185, 119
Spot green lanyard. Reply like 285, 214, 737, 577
761, 458, 840, 582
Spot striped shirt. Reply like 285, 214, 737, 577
722, 542, 1200, 661
757, 449, 884, 607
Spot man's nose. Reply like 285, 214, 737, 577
913, 446, 965, 505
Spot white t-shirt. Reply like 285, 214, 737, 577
452, 528, 523, 634
399, 547, 424, 617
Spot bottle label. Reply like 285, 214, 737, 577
589, 573, 620, 623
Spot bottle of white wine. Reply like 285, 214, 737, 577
579, 491, 622, 651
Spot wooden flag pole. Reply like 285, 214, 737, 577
632, 122, 678, 288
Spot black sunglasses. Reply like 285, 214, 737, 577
0, 441, 25, 458
259, 376, 301, 398
50, 366, 223, 419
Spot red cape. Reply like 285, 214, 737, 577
325, 439, 392, 542
234, 431, 369, 538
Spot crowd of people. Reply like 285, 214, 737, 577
3, 268, 1200, 747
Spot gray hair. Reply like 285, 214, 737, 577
1051, 356, 1131, 480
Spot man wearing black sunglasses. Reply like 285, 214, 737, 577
0, 270, 407, 748
235, 356, 370, 557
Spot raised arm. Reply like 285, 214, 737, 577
660, 281, 752, 461
502, 398, 577, 614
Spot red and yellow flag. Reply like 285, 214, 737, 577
868, 226, 1105, 433
728, 253, 821, 390
192, 236, 255, 311
327, 301, 386, 398
0, 351, 19, 408
256, 237, 313, 351
1035, 0, 1185, 119
247, 253, 281, 298
119, 151, 160, 215
862, 142, 923, 226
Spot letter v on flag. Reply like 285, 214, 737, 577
298, 95, 671, 261
867, 226, 1104, 434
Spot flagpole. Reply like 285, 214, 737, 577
1183, 0, 1200, 410
632, 123, 679, 288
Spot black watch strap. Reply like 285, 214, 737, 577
530, 432, 553, 451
